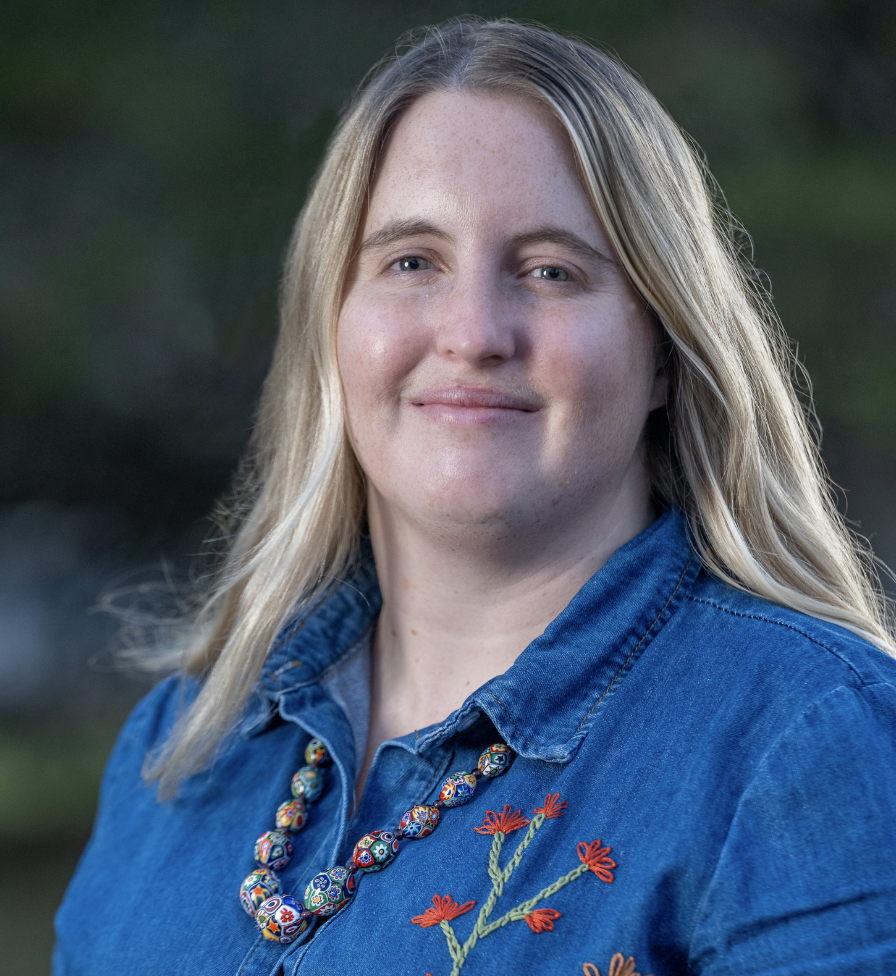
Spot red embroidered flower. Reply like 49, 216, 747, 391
524, 908, 562, 933
533, 793, 568, 819
577, 840, 617, 882
473, 805, 531, 835
411, 894, 476, 928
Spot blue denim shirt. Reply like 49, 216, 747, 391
55, 511, 896, 974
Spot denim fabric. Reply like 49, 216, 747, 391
54, 510, 896, 974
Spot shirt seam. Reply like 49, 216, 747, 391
684, 681, 885, 969
573, 552, 694, 735
685, 594, 868, 685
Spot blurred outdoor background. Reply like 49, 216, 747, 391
1, 0, 895, 971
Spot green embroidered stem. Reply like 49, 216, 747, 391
501, 814, 545, 884
487, 832, 505, 888
440, 920, 462, 967
479, 862, 589, 937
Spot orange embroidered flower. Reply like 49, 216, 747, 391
534, 793, 568, 819
411, 894, 476, 928
577, 840, 617, 882
525, 908, 562, 933
473, 805, 531, 835
582, 953, 652, 976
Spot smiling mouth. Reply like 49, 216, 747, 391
409, 386, 542, 424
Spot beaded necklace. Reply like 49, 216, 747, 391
240, 738, 514, 945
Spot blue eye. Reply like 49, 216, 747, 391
395, 257, 432, 271
529, 266, 570, 281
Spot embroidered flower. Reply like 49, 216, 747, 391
473, 804, 531, 835
525, 908, 562, 933
577, 840, 617, 882
411, 894, 476, 928
582, 953, 652, 976
533, 793, 568, 819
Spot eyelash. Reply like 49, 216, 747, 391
386, 256, 576, 284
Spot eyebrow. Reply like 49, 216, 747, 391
359, 219, 455, 253
508, 227, 617, 267
358, 219, 616, 267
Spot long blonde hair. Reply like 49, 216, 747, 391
146, 17, 895, 795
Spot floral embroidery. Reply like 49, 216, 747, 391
583, 953, 652, 976
473, 805, 530, 835
412, 793, 616, 974
534, 793, 568, 819
412, 895, 476, 928
524, 908, 561, 933
577, 840, 617, 883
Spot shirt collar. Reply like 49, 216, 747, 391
252, 511, 700, 762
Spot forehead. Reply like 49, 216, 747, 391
364, 90, 600, 239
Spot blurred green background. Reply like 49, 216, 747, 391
1, 0, 894, 971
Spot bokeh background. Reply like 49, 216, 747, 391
2, 0, 895, 970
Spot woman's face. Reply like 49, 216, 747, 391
337, 91, 667, 542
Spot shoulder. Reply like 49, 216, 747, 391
96, 674, 200, 796
678, 569, 896, 692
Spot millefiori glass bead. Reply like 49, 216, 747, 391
291, 765, 325, 803
478, 743, 513, 778
255, 894, 310, 944
438, 771, 478, 807
399, 804, 440, 838
275, 797, 308, 833
352, 830, 398, 873
303, 865, 355, 916
304, 738, 330, 767
253, 829, 293, 871
239, 866, 280, 916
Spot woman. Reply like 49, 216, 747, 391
55, 18, 896, 975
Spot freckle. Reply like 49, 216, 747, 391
411, 629, 418, 636
391, 629, 396, 637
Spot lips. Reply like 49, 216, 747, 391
408, 386, 542, 424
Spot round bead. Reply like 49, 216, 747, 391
399, 804, 440, 839
239, 866, 280, 916
291, 765, 325, 803
304, 738, 331, 767
275, 797, 308, 833
352, 830, 398, 873
438, 771, 478, 808
255, 894, 311, 944
478, 743, 513, 778
303, 865, 355, 916
253, 829, 293, 872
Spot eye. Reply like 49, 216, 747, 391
528, 266, 570, 281
393, 256, 432, 272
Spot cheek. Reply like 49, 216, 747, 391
548, 312, 658, 439
336, 298, 425, 437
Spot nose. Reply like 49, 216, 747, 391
434, 274, 517, 366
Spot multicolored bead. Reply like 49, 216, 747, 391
240, 866, 280, 916
439, 771, 478, 807
478, 743, 513, 778
304, 738, 330, 767
275, 797, 308, 833
253, 829, 293, 872
352, 830, 398, 873
291, 765, 325, 803
399, 804, 440, 838
303, 865, 355, 916
255, 894, 310, 944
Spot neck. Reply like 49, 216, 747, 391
355, 484, 656, 795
